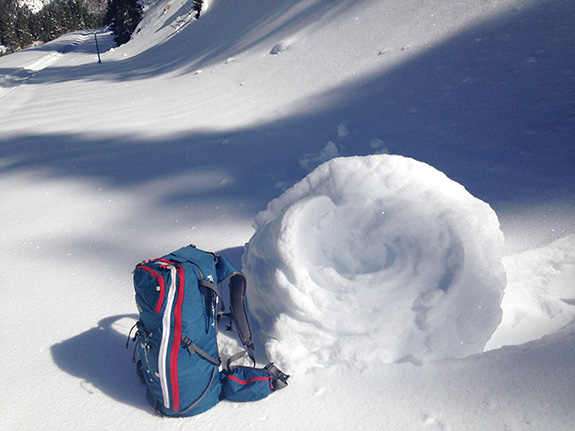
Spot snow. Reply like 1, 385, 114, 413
18, 0, 52, 14
1, 0, 574, 429
244, 155, 506, 370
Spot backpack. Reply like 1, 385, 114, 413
128, 244, 288, 416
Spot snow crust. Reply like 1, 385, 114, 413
244, 155, 506, 371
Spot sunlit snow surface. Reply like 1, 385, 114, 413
244, 155, 506, 371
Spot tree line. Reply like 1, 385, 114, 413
0, 0, 106, 54
0, 0, 166, 56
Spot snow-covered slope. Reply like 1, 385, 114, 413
1, 0, 574, 429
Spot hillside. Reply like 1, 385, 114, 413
1, 0, 574, 429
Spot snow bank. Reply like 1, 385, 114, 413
243, 155, 506, 372
487, 234, 575, 350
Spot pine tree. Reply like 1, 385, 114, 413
14, 8, 34, 49
38, 3, 62, 42
0, 0, 21, 52
193, 0, 203, 19
0, 0, 107, 55
61, 0, 82, 31
106, 0, 143, 46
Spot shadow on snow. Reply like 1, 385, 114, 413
0, 0, 573, 211
50, 314, 151, 412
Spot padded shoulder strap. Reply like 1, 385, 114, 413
216, 256, 255, 363
229, 273, 253, 349
215, 255, 241, 283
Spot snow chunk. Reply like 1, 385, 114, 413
270, 42, 289, 55
299, 141, 339, 172
370, 138, 390, 154
243, 155, 506, 372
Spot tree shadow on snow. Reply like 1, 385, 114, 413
1, 0, 573, 211
50, 314, 151, 412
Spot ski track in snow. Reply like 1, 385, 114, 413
0, 54, 60, 99
0, 32, 95, 100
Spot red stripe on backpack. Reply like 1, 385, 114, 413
169, 264, 186, 410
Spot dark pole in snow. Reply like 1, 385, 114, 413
94, 31, 102, 64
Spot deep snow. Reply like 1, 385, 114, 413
1, 0, 574, 430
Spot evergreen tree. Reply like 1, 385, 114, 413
0, 0, 21, 51
61, 0, 82, 31
193, 0, 203, 19
0, 0, 107, 55
105, 0, 142, 46
14, 8, 34, 49
27, 10, 44, 41
37, 3, 62, 42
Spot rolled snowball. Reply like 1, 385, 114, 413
243, 155, 506, 372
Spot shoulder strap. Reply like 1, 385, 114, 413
228, 273, 253, 349
216, 256, 256, 366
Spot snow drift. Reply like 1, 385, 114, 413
243, 155, 506, 372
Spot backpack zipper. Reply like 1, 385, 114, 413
135, 264, 166, 313
158, 264, 178, 410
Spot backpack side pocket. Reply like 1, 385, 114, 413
221, 366, 273, 402
222, 363, 289, 402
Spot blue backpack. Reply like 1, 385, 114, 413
128, 245, 288, 416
